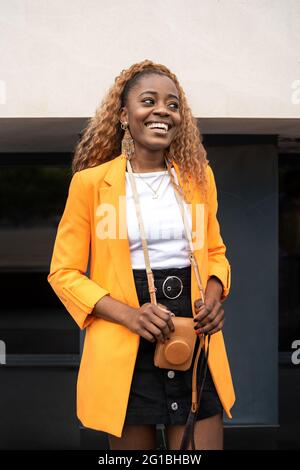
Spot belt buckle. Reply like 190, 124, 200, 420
162, 275, 183, 299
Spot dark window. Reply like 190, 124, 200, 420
279, 154, 300, 351
0, 160, 79, 357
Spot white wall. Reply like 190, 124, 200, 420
0, 0, 299, 118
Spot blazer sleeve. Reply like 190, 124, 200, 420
47, 171, 109, 329
207, 165, 231, 301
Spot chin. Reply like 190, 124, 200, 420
144, 139, 172, 151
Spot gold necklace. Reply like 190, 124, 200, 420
132, 163, 168, 199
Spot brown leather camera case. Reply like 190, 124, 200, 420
154, 316, 197, 371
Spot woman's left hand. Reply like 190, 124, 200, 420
193, 299, 224, 335
193, 276, 225, 335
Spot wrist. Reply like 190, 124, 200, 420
92, 295, 137, 327
205, 276, 223, 303
119, 305, 136, 328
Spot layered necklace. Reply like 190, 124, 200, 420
132, 160, 169, 199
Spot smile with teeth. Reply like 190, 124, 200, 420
145, 122, 169, 132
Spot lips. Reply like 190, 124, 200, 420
146, 127, 168, 136
145, 121, 172, 131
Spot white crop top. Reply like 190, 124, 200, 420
125, 167, 192, 269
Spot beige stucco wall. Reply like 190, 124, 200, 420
0, 0, 299, 118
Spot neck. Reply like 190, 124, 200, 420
130, 145, 166, 173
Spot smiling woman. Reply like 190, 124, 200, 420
48, 60, 234, 451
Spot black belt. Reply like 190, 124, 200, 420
133, 267, 191, 300
154, 275, 190, 299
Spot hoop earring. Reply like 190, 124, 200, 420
121, 122, 135, 160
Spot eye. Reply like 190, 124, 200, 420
169, 102, 179, 110
141, 98, 179, 110
142, 98, 154, 105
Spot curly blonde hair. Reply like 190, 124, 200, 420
72, 59, 209, 202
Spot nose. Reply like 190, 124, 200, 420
153, 103, 170, 116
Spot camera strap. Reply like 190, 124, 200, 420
127, 158, 210, 450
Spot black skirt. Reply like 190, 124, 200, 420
124, 265, 223, 426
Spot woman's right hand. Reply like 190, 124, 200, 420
126, 303, 175, 344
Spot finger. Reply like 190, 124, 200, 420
194, 301, 222, 324
157, 303, 173, 314
194, 299, 204, 310
154, 304, 175, 333
193, 305, 213, 323
155, 306, 174, 338
150, 315, 171, 339
167, 315, 175, 333
139, 328, 156, 343
207, 318, 225, 336
194, 308, 224, 333
156, 304, 175, 331
157, 303, 175, 319
194, 310, 224, 334
146, 322, 166, 343
195, 303, 206, 313
194, 305, 220, 327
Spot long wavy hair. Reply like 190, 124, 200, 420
72, 59, 209, 202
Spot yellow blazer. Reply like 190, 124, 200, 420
47, 154, 235, 437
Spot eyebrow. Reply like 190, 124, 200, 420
139, 90, 179, 100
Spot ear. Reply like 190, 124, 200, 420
120, 106, 128, 125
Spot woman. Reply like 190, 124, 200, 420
47, 59, 235, 450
